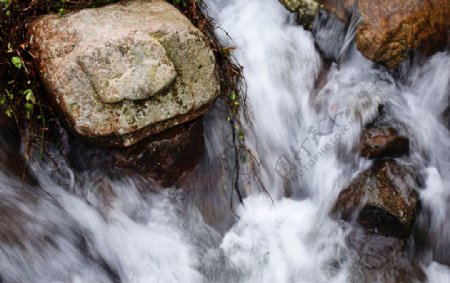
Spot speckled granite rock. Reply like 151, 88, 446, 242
279, 0, 319, 29
333, 160, 423, 239
356, 0, 449, 69
28, 0, 218, 147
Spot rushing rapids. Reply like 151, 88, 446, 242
0, 0, 449, 282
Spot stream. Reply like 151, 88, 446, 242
0, 0, 449, 282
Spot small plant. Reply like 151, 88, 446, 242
169, 0, 187, 6
0, 0, 125, 157
11, 56, 22, 69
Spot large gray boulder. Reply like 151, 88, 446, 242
28, 0, 219, 147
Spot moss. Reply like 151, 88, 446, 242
0, 0, 126, 144
0, 0, 246, 199
1, 0, 243, 131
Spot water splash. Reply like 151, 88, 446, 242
0, 0, 449, 282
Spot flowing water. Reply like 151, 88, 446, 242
0, 0, 449, 282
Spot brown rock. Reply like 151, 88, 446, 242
333, 160, 422, 238
356, 0, 449, 69
65, 116, 204, 187
360, 125, 410, 159
319, 0, 357, 23
115, 117, 204, 187
280, 0, 357, 26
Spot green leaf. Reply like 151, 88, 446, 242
25, 102, 34, 110
23, 89, 36, 104
1, 0, 11, 8
5, 89, 13, 99
229, 91, 236, 101
5, 107, 12, 118
11, 56, 22, 69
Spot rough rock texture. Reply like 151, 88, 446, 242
66, 117, 204, 187
356, 0, 449, 69
319, 0, 356, 23
333, 160, 422, 238
360, 124, 410, 159
280, 0, 319, 28
347, 231, 426, 283
115, 117, 204, 187
280, 0, 357, 28
28, 0, 218, 147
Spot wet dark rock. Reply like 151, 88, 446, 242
0, 112, 36, 185
347, 230, 426, 283
115, 117, 204, 187
442, 106, 450, 130
312, 9, 346, 61
280, 0, 357, 28
412, 202, 450, 267
279, 0, 319, 29
360, 124, 410, 159
65, 117, 204, 188
333, 160, 423, 239
319, 0, 357, 24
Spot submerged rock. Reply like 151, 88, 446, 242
312, 8, 347, 60
356, 0, 449, 69
280, 0, 358, 29
347, 231, 426, 283
28, 0, 218, 147
360, 123, 410, 159
333, 160, 422, 239
319, 0, 357, 24
115, 118, 204, 187
66, 117, 204, 187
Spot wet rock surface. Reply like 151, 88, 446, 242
28, 0, 218, 147
333, 160, 422, 239
312, 8, 347, 61
280, 0, 319, 29
360, 123, 410, 159
356, 0, 449, 69
0, 113, 36, 185
319, 0, 357, 24
115, 117, 204, 187
280, 0, 356, 27
285, 0, 448, 68
347, 230, 426, 283
68, 117, 204, 188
